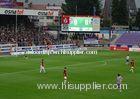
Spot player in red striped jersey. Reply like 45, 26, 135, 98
40, 59, 46, 73
63, 67, 67, 83
130, 59, 135, 73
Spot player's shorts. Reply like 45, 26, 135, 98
126, 60, 129, 62
117, 83, 121, 89
64, 76, 67, 80
131, 66, 134, 69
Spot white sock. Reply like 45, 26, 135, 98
43, 69, 46, 73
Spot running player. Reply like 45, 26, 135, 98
130, 59, 135, 73
126, 55, 130, 64
40, 59, 46, 73
63, 67, 67, 83
116, 74, 123, 92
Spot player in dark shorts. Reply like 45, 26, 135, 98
64, 67, 67, 80
40, 59, 46, 73
63, 67, 67, 83
126, 55, 130, 64
130, 59, 135, 73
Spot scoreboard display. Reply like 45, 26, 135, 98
61, 15, 100, 32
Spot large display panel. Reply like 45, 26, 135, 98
61, 15, 100, 32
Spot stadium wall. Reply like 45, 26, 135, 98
0, 44, 78, 55
110, 45, 140, 52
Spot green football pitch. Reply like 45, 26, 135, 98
0, 50, 140, 99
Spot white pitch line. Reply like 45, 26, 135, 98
0, 58, 122, 76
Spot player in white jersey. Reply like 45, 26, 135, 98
116, 74, 123, 92
126, 55, 130, 64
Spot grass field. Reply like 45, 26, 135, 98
0, 50, 140, 99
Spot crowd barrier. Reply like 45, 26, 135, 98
0, 44, 78, 55
110, 45, 140, 52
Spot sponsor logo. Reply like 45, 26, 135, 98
4, 9, 24, 15
129, 48, 140, 52
110, 46, 129, 51
62, 16, 70, 24
38, 11, 54, 16
0, 8, 58, 16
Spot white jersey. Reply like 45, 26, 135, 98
126, 56, 130, 60
117, 76, 123, 84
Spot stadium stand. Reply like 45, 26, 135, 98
0, 25, 56, 46
115, 31, 140, 46
0, 14, 58, 46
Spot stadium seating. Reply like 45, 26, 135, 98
115, 31, 140, 45
0, 15, 56, 46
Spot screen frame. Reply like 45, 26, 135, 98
61, 15, 100, 32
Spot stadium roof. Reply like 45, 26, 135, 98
17, 0, 65, 5
17, 0, 140, 8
